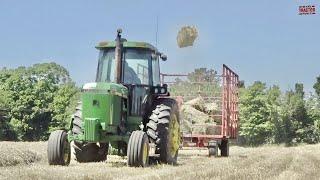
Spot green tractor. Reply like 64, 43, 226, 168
47, 29, 181, 167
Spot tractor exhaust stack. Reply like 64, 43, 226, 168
115, 28, 123, 83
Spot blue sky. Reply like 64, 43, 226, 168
0, 1, 319, 92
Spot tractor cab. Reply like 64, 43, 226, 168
95, 43, 162, 86
95, 36, 168, 117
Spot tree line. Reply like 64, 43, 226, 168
0, 63, 79, 141
239, 80, 320, 146
1, 64, 320, 146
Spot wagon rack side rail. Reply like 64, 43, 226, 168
222, 64, 239, 139
160, 64, 239, 157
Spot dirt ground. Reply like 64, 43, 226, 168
0, 142, 320, 180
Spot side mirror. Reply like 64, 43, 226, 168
160, 54, 167, 61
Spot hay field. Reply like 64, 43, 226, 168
0, 142, 320, 180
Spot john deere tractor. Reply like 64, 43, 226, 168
47, 29, 180, 167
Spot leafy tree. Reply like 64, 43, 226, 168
0, 63, 79, 141
50, 83, 79, 132
0, 89, 15, 140
313, 76, 320, 97
306, 95, 320, 143
309, 76, 320, 142
280, 84, 313, 144
239, 81, 274, 145
238, 80, 320, 145
170, 68, 221, 101
280, 91, 299, 144
295, 83, 304, 98
265, 85, 282, 143
304, 78, 320, 143
187, 68, 218, 82
239, 80, 245, 88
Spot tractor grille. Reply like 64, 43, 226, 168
84, 118, 99, 141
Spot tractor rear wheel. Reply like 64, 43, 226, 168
147, 98, 180, 164
127, 131, 149, 167
72, 102, 108, 162
47, 130, 71, 166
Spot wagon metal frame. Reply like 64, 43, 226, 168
160, 64, 239, 156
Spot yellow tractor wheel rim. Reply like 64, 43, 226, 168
169, 114, 180, 157
142, 141, 148, 165
63, 140, 69, 163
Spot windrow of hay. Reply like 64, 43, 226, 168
0, 142, 42, 166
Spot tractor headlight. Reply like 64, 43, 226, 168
153, 86, 167, 94
160, 88, 166, 94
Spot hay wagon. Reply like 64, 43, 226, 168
161, 64, 239, 157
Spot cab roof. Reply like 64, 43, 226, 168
96, 41, 157, 52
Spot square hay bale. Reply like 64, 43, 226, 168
184, 97, 206, 112
177, 26, 198, 48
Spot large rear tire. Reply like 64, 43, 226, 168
127, 131, 149, 167
146, 98, 180, 164
72, 102, 108, 162
47, 130, 71, 166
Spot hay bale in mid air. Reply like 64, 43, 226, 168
177, 26, 198, 48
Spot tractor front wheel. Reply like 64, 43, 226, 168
127, 131, 149, 167
47, 130, 71, 166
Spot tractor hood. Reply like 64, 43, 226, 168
82, 82, 128, 99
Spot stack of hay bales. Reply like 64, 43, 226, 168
177, 26, 198, 48
180, 97, 220, 135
